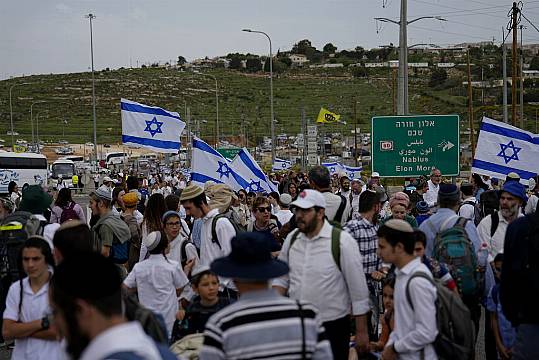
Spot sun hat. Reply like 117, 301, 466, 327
95, 185, 112, 202
210, 232, 289, 280
279, 193, 292, 206
180, 184, 204, 202
384, 219, 414, 233
18, 185, 53, 215
501, 181, 527, 202
143, 231, 162, 251
203, 180, 216, 193
290, 189, 326, 209
207, 184, 235, 213
389, 191, 410, 209
162, 210, 181, 223
416, 200, 430, 213
122, 192, 138, 207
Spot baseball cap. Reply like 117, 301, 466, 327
290, 189, 326, 209
371, 172, 380, 178
103, 176, 112, 183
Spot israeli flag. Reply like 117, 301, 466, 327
472, 117, 539, 184
272, 158, 292, 171
231, 148, 278, 193
342, 165, 362, 180
322, 162, 344, 175
121, 99, 185, 153
191, 137, 249, 191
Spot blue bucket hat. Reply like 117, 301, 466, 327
210, 232, 289, 280
501, 181, 527, 202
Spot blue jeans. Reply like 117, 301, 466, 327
513, 324, 539, 360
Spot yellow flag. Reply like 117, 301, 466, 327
316, 107, 341, 124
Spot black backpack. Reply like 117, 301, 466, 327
123, 291, 169, 345
210, 214, 244, 250
458, 200, 482, 226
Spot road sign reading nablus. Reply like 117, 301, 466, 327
371, 115, 459, 177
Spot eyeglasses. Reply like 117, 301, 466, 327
166, 221, 181, 227
256, 206, 271, 213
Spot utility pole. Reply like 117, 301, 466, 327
392, 69, 397, 114
467, 49, 476, 160
301, 106, 306, 169
398, 0, 408, 115
241, 109, 246, 148
354, 100, 359, 167
503, 27, 508, 123
512, 2, 518, 126
85, 13, 98, 163
519, 24, 525, 128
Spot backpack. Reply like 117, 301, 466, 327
0, 211, 46, 283
429, 216, 483, 298
59, 202, 80, 224
105, 343, 178, 360
210, 214, 244, 250
111, 237, 130, 264
333, 194, 347, 223
406, 272, 475, 360
458, 200, 481, 226
123, 291, 169, 345
288, 227, 342, 271
478, 190, 499, 223
169, 333, 204, 360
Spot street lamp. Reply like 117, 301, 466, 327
375, 7, 446, 115
30, 100, 46, 147
35, 110, 49, 150
242, 28, 275, 163
192, 71, 219, 147
9, 82, 33, 147
85, 13, 98, 163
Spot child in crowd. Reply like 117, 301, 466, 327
381, 192, 418, 228
171, 267, 231, 342
486, 254, 516, 360
414, 201, 431, 226
370, 276, 395, 353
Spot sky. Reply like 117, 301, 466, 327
2, 0, 539, 80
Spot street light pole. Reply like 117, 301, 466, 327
30, 101, 46, 147
192, 71, 219, 147
85, 13, 98, 163
9, 82, 32, 148
242, 28, 275, 163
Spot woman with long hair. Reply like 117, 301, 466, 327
50, 188, 86, 224
2, 237, 62, 359
139, 193, 167, 261
8, 181, 21, 209
472, 173, 490, 201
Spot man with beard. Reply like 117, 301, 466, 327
477, 181, 526, 263
273, 189, 370, 360
49, 253, 176, 359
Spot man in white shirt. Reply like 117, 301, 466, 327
477, 181, 527, 263
275, 193, 293, 225
377, 219, 438, 360
458, 182, 477, 222
525, 176, 538, 214
273, 189, 370, 360
308, 166, 350, 225
49, 252, 176, 359
423, 168, 442, 208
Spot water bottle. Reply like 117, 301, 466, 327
477, 242, 489, 269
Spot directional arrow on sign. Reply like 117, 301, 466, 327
442, 141, 455, 152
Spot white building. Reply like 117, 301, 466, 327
288, 54, 309, 67
523, 70, 539, 79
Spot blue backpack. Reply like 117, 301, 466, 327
110, 239, 130, 264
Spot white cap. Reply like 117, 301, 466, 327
279, 193, 292, 206
103, 176, 112, 183
143, 231, 162, 251
290, 189, 326, 209
371, 172, 380, 178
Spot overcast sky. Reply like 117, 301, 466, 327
2, 0, 539, 80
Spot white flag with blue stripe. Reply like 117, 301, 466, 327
231, 148, 277, 193
121, 98, 185, 153
472, 117, 539, 184
342, 164, 362, 180
322, 162, 344, 175
272, 158, 292, 171
191, 137, 249, 191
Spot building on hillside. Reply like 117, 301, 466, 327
523, 70, 539, 79
437, 63, 456, 68
364, 62, 385, 68
288, 54, 309, 67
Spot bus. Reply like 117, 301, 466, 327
0, 152, 48, 194
51, 160, 75, 188
105, 152, 128, 166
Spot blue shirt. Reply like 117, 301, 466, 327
191, 218, 203, 250
486, 284, 516, 349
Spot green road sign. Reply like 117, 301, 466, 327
371, 115, 459, 177
217, 147, 241, 160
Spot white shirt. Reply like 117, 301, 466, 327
525, 193, 538, 214
124, 254, 189, 335
386, 258, 438, 360
200, 208, 235, 267
477, 211, 524, 262
275, 209, 293, 226
32, 214, 60, 251
322, 191, 351, 226
168, 231, 199, 268
80, 322, 161, 360
423, 180, 440, 208
3, 277, 63, 360
458, 196, 477, 222
273, 220, 370, 322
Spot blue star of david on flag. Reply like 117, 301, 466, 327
216, 161, 231, 179
248, 179, 263, 192
497, 140, 522, 164
144, 117, 164, 137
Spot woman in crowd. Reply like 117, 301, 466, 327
50, 188, 86, 224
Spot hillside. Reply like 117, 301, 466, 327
0, 66, 521, 148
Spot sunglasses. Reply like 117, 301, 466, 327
256, 206, 271, 213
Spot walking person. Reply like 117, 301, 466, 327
50, 188, 86, 224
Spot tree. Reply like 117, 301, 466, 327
245, 58, 262, 72
323, 43, 337, 54
530, 55, 539, 70
429, 68, 448, 87
229, 56, 242, 70
177, 56, 186, 66
292, 39, 314, 54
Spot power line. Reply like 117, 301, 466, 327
520, 12, 539, 33
409, 0, 510, 20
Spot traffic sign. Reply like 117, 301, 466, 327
217, 147, 241, 160
307, 125, 317, 137
371, 115, 459, 177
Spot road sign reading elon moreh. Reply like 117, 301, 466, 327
371, 115, 459, 177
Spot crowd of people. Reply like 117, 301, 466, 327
0, 165, 538, 359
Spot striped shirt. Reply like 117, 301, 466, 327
199, 289, 333, 360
